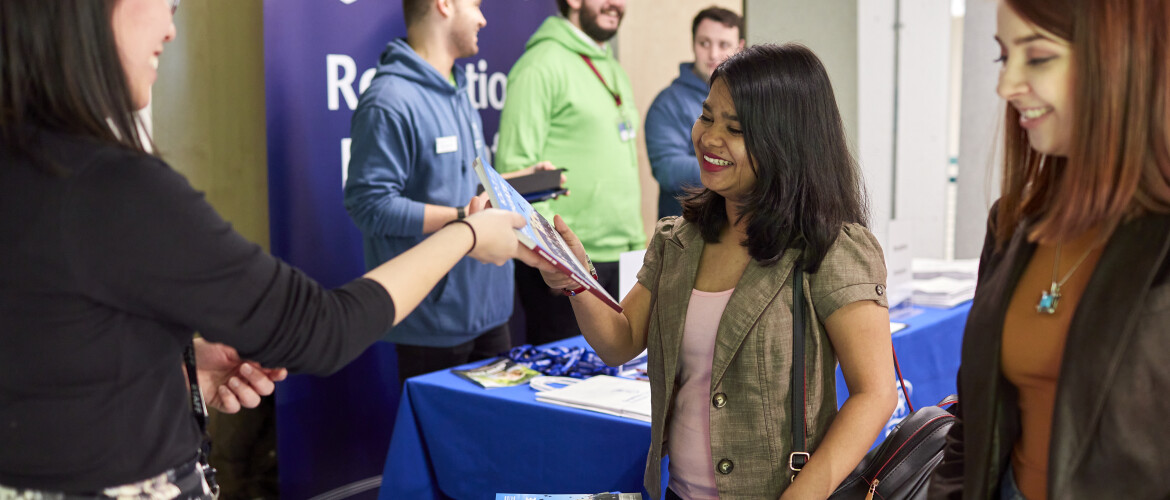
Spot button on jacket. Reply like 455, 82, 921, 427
637, 217, 888, 499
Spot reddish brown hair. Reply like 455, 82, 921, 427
996, 0, 1170, 245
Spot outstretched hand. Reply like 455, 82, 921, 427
462, 208, 557, 272
539, 215, 590, 291
193, 339, 288, 414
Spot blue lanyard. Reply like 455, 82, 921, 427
504, 344, 620, 378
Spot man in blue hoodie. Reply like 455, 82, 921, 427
345, 0, 518, 381
645, 7, 744, 218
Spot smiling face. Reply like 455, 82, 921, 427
995, 1, 1074, 157
692, 19, 743, 81
576, 0, 626, 43
450, 0, 487, 58
111, 0, 176, 110
692, 78, 756, 202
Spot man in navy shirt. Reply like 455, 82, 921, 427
346, 0, 520, 381
645, 7, 744, 218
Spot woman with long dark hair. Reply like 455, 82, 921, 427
542, 44, 897, 499
929, 1, 1170, 498
0, 0, 546, 496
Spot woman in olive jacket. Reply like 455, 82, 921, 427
543, 44, 898, 500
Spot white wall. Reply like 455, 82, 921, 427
892, 0, 952, 259
954, 0, 1001, 258
747, 0, 955, 259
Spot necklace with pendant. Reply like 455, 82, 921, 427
1036, 242, 1096, 314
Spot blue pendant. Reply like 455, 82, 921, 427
1036, 282, 1061, 314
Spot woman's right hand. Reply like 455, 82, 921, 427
462, 209, 556, 272
539, 215, 590, 291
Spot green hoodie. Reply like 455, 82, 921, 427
496, 16, 645, 262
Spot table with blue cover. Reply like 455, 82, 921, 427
380, 303, 971, 499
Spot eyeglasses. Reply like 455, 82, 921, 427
170, 0, 181, 15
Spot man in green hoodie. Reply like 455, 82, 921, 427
496, 0, 644, 345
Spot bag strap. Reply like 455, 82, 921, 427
789, 266, 810, 478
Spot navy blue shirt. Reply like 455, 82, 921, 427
645, 62, 709, 218
345, 39, 513, 347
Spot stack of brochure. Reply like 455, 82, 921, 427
910, 276, 976, 308
911, 258, 979, 280
534, 375, 651, 422
910, 258, 978, 308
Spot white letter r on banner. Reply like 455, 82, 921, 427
326, 54, 359, 111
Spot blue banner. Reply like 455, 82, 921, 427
263, 1, 556, 497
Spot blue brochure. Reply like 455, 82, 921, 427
474, 158, 621, 312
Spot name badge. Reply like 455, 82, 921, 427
618, 121, 635, 142
435, 135, 459, 154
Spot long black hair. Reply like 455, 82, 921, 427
681, 43, 868, 273
0, 0, 149, 173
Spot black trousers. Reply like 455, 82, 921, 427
513, 259, 620, 346
394, 323, 511, 383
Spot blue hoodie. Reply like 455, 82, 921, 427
645, 62, 709, 218
345, 38, 512, 347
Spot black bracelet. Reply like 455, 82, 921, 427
443, 219, 476, 255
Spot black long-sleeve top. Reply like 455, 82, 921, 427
0, 129, 395, 492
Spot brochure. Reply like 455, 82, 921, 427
451, 357, 541, 388
474, 158, 622, 312
534, 375, 651, 422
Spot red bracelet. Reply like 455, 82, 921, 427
562, 285, 587, 297
561, 258, 598, 297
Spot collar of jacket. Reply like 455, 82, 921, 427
960, 210, 1170, 497
656, 219, 801, 393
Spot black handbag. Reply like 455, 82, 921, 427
788, 267, 957, 500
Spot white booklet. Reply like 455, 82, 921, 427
535, 375, 651, 422
474, 158, 622, 312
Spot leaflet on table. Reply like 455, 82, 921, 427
496, 492, 643, 500
451, 357, 541, 388
534, 375, 651, 422
473, 157, 622, 313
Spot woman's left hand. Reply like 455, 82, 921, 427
193, 338, 288, 413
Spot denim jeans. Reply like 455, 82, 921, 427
999, 465, 1029, 500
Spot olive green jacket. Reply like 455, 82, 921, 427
637, 217, 888, 498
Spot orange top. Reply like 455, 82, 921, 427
1001, 228, 1104, 500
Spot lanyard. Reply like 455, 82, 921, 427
579, 54, 622, 107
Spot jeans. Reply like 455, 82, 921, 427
999, 465, 1028, 500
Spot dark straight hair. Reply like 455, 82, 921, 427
0, 0, 149, 173
681, 43, 868, 273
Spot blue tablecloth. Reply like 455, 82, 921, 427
379, 336, 662, 500
380, 303, 971, 499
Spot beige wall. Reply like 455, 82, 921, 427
617, 1, 743, 243
152, 1, 269, 249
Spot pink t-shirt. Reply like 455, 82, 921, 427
666, 288, 733, 500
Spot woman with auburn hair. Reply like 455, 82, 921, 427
542, 43, 897, 499
929, 0, 1170, 498
0, 0, 547, 496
